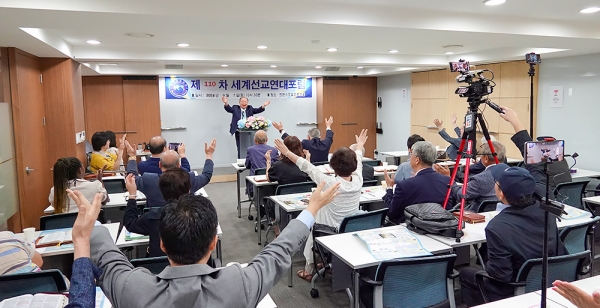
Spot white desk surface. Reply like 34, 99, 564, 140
535, 275, 600, 308
246, 175, 278, 186
380, 151, 410, 158
473, 291, 546, 307
436, 157, 522, 167
584, 196, 600, 205
136, 151, 152, 156
270, 185, 388, 212
571, 168, 600, 179
231, 162, 247, 171
427, 205, 594, 248
316, 225, 452, 270
115, 223, 222, 248
194, 187, 208, 197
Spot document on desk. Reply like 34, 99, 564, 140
355, 228, 432, 260
561, 206, 590, 220
277, 195, 311, 209
95, 287, 112, 308
360, 186, 386, 201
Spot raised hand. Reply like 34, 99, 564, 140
274, 139, 289, 156
222, 95, 228, 105
498, 106, 524, 132
383, 169, 394, 189
204, 139, 217, 158
325, 116, 334, 129
303, 149, 311, 161
125, 174, 137, 195
306, 181, 340, 217
272, 121, 283, 131
451, 114, 457, 125
96, 165, 107, 182
264, 150, 272, 161
177, 143, 186, 158
433, 119, 443, 130
124, 140, 136, 156
355, 129, 368, 148
67, 190, 103, 258
262, 100, 271, 108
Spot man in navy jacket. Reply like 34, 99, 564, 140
382, 141, 453, 224
245, 130, 278, 195
272, 116, 334, 163
223, 95, 270, 158
138, 136, 191, 175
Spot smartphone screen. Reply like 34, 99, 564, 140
449, 61, 470, 73
524, 140, 564, 164
169, 143, 180, 151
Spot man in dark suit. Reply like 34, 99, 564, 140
382, 141, 454, 224
245, 130, 278, 196
222, 95, 271, 158
459, 164, 566, 306
138, 136, 191, 175
272, 116, 334, 163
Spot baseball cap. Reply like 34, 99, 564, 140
490, 163, 536, 201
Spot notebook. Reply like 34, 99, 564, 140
35, 230, 73, 248
0, 294, 68, 308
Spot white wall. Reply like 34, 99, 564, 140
158, 78, 316, 168
376, 74, 412, 156
537, 53, 600, 170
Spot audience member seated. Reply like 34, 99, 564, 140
125, 140, 215, 208
394, 134, 425, 183
382, 141, 454, 224
350, 144, 374, 181
433, 141, 505, 211
274, 129, 368, 282
245, 130, 278, 196
69, 177, 339, 307
272, 116, 334, 163
434, 115, 462, 160
0, 231, 43, 275
123, 169, 190, 257
459, 164, 566, 306
49, 157, 108, 213
552, 280, 600, 308
105, 130, 119, 156
138, 136, 191, 175
265, 136, 311, 185
89, 132, 126, 173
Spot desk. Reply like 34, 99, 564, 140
473, 291, 546, 307
571, 168, 600, 179
246, 175, 278, 245
436, 157, 522, 168
231, 162, 247, 218
583, 196, 600, 206
535, 275, 600, 308
316, 225, 453, 308
380, 151, 409, 165
43, 191, 147, 214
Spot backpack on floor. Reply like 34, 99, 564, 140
404, 203, 458, 238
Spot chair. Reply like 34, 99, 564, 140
247, 168, 267, 220
40, 209, 105, 230
359, 254, 458, 308
262, 181, 317, 245
554, 181, 590, 210
362, 160, 382, 167
476, 200, 499, 213
559, 216, 600, 274
312, 161, 329, 166
362, 180, 379, 187
131, 256, 170, 275
0, 269, 68, 301
310, 208, 389, 299
103, 178, 126, 194
475, 250, 589, 302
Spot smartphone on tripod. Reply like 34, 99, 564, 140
524, 140, 564, 164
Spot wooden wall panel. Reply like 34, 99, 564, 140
428, 70, 448, 99
8, 48, 50, 229
82, 76, 125, 143
317, 77, 377, 157
71, 61, 86, 163
411, 72, 428, 99
122, 79, 161, 146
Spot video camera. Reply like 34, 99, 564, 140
449, 60, 503, 114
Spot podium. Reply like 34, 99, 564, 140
237, 129, 257, 159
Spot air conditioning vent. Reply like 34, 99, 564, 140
165, 64, 183, 69
325, 66, 340, 71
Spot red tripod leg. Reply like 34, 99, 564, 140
442, 135, 468, 209
457, 140, 474, 236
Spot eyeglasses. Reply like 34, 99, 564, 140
495, 181, 501, 189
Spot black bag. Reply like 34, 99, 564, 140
404, 203, 458, 237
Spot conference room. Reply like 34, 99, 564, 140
3, 1, 600, 307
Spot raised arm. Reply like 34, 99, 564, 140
352, 129, 368, 181
191, 139, 216, 191
321, 116, 335, 148
177, 143, 192, 172
223, 96, 234, 113
451, 114, 461, 137
252, 100, 270, 114
272, 121, 289, 140
274, 138, 329, 184
499, 106, 530, 158
241, 182, 340, 306
122, 174, 151, 235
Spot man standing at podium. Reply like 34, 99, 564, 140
223, 95, 271, 158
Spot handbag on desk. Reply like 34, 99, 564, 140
404, 203, 458, 237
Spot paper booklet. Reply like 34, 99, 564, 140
278, 195, 311, 209
253, 175, 268, 182
355, 228, 432, 260
0, 293, 68, 308
36, 230, 72, 248
561, 206, 590, 220
125, 230, 149, 241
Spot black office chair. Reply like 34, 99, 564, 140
310, 208, 389, 298
262, 181, 317, 245
362, 160, 382, 167
0, 269, 68, 301
40, 209, 105, 230
554, 181, 590, 210
131, 256, 171, 275
103, 178, 126, 194
312, 161, 329, 166
362, 180, 379, 187
476, 200, 499, 213
247, 168, 267, 221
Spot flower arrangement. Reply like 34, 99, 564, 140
237, 116, 272, 131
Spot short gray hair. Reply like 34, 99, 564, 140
308, 128, 321, 139
411, 141, 436, 165
481, 141, 506, 162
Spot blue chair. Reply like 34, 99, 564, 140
359, 254, 457, 308
0, 269, 68, 301
131, 256, 170, 275
475, 250, 589, 302
560, 216, 600, 274
41, 209, 105, 230
362, 180, 379, 187
554, 181, 590, 210
310, 208, 389, 299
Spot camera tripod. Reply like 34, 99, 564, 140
441, 98, 503, 242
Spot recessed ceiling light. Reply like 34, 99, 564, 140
257, 45, 268, 49
388, 49, 399, 53
125, 33, 154, 38
221, 64, 228, 67
315, 66, 322, 69
580, 7, 600, 13
445, 51, 455, 55
86, 40, 101, 45
326, 48, 337, 52
357, 66, 364, 69
177, 43, 189, 47
270, 65, 277, 68
483, 0, 506, 6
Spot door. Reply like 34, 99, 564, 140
8, 48, 50, 229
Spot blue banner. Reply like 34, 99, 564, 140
165, 77, 312, 99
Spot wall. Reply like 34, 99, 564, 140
376, 74, 412, 154
159, 77, 317, 168
537, 53, 600, 170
